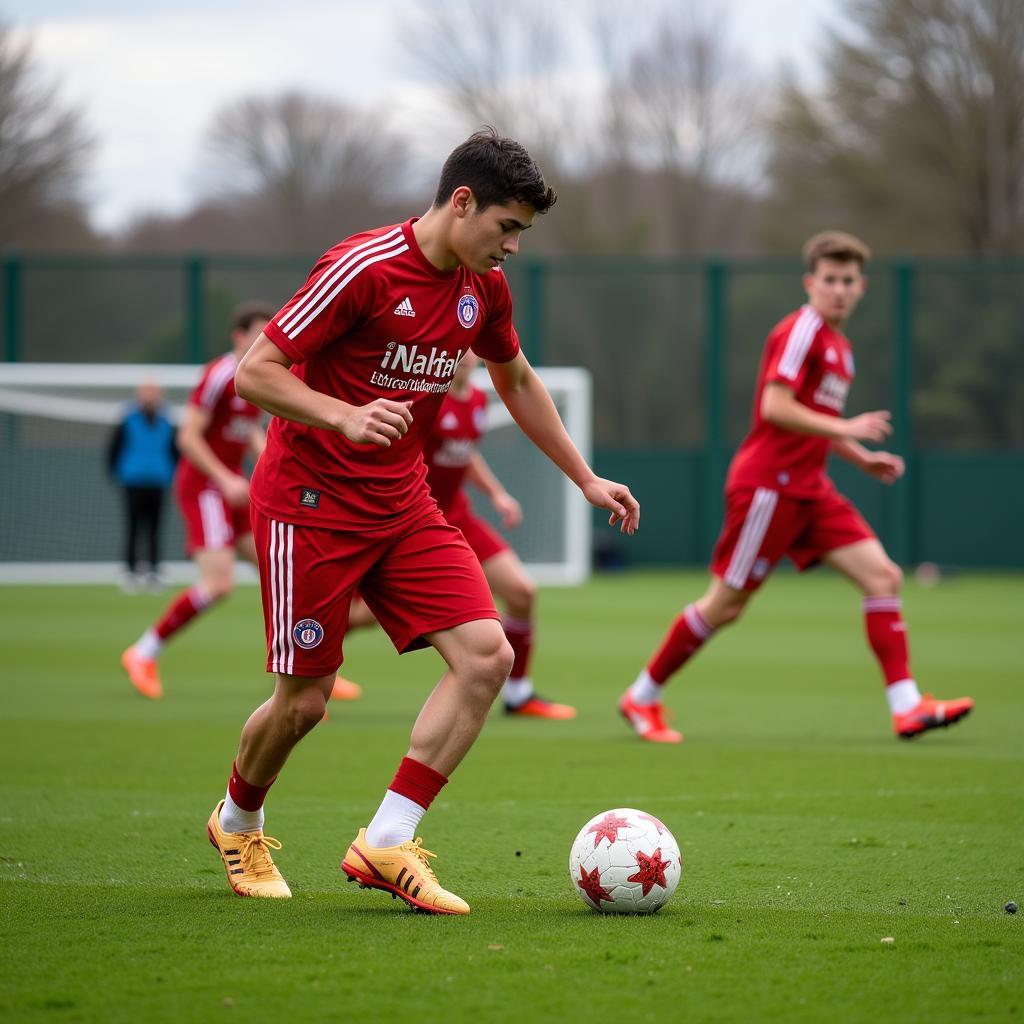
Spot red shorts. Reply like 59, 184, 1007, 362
711, 486, 876, 591
175, 480, 251, 554
253, 507, 499, 677
445, 505, 509, 564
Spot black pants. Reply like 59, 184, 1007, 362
123, 486, 166, 573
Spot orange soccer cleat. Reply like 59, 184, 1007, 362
893, 693, 974, 739
120, 646, 163, 700
504, 695, 577, 719
331, 676, 363, 701
206, 801, 291, 898
618, 691, 683, 744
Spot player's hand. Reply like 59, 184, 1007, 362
581, 477, 640, 536
843, 411, 893, 443
341, 399, 414, 447
492, 491, 522, 529
863, 451, 905, 484
219, 473, 250, 508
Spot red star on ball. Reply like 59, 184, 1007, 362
577, 865, 614, 909
638, 812, 667, 835
586, 812, 631, 848
627, 847, 670, 896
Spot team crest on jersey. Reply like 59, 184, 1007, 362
293, 618, 324, 650
457, 293, 479, 329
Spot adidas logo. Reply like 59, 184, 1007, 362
394, 297, 416, 317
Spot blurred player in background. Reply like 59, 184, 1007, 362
119, 303, 272, 699
620, 231, 973, 743
335, 350, 576, 719
106, 379, 178, 592
205, 129, 638, 913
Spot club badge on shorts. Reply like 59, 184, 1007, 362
457, 293, 479, 329
293, 618, 324, 649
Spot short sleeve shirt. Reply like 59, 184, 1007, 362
726, 305, 855, 499
423, 385, 488, 515
176, 352, 261, 492
250, 219, 520, 531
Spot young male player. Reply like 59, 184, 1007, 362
620, 231, 973, 743
120, 303, 272, 699
205, 129, 639, 912
337, 350, 576, 719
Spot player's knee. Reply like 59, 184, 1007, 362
204, 575, 234, 600
281, 688, 327, 738
716, 600, 746, 627
467, 636, 514, 700
871, 560, 903, 596
506, 577, 537, 615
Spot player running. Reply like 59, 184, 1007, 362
205, 129, 638, 912
620, 231, 973, 743
334, 350, 576, 719
120, 303, 271, 699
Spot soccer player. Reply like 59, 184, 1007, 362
619, 231, 973, 743
119, 303, 272, 699
337, 349, 576, 719
205, 129, 639, 911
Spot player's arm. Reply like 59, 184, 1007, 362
762, 383, 893, 443
486, 350, 639, 535
236, 334, 413, 447
466, 450, 521, 528
831, 437, 905, 484
176, 405, 249, 507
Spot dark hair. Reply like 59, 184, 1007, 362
433, 127, 557, 214
231, 301, 276, 333
802, 231, 871, 272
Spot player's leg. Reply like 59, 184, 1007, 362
208, 671, 334, 898
208, 512, 361, 897
823, 536, 973, 737
342, 617, 511, 915
482, 547, 576, 719
121, 488, 236, 697
143, 487, 165, 588
622, 487, 791, 743
341, 517, 509, 914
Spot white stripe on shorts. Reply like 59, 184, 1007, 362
724, 488, 779, 589
269, 519, 295, 673
198, 489, 229, 550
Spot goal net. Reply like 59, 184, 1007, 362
0, 363, 592, 586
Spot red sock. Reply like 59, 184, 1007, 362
388, 756, 448, 811
154, 585, 215, 641
647, 604, 715, 684
863, 597, 911, 685
228, 761, 276, 812
502, 615, 533, 680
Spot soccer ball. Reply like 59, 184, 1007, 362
568, 807, 682, 914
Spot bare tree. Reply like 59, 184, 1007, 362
765, 0, 1024, 254
198, 92, 411, 250
0, 23, 95, 249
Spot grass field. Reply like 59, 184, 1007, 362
1, 570, 1021, 1023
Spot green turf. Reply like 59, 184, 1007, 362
1, 571, 1021, 1023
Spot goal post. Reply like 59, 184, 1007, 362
0, 363, 592, 586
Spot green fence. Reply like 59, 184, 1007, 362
3, 252, 1022, 568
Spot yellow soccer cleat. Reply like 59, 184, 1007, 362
206, 800, 292, 898
341, 829, 470, 915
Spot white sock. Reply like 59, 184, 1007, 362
502, 676, 533, 707
134, 628, 163, 661
629, 669, 662, 706
887, 678, 922, 715
365, 790, 425, 848
219, 792, 264, 834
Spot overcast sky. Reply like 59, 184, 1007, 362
4, 0, 844, 232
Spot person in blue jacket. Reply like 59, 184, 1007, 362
107, 380, 179, 590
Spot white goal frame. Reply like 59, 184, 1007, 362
0, 362, 592, 586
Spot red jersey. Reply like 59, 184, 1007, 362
252, 219, 519, 531
176, 352, 261, 492
423, 384, 488, 515
726, 305, 854, 499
